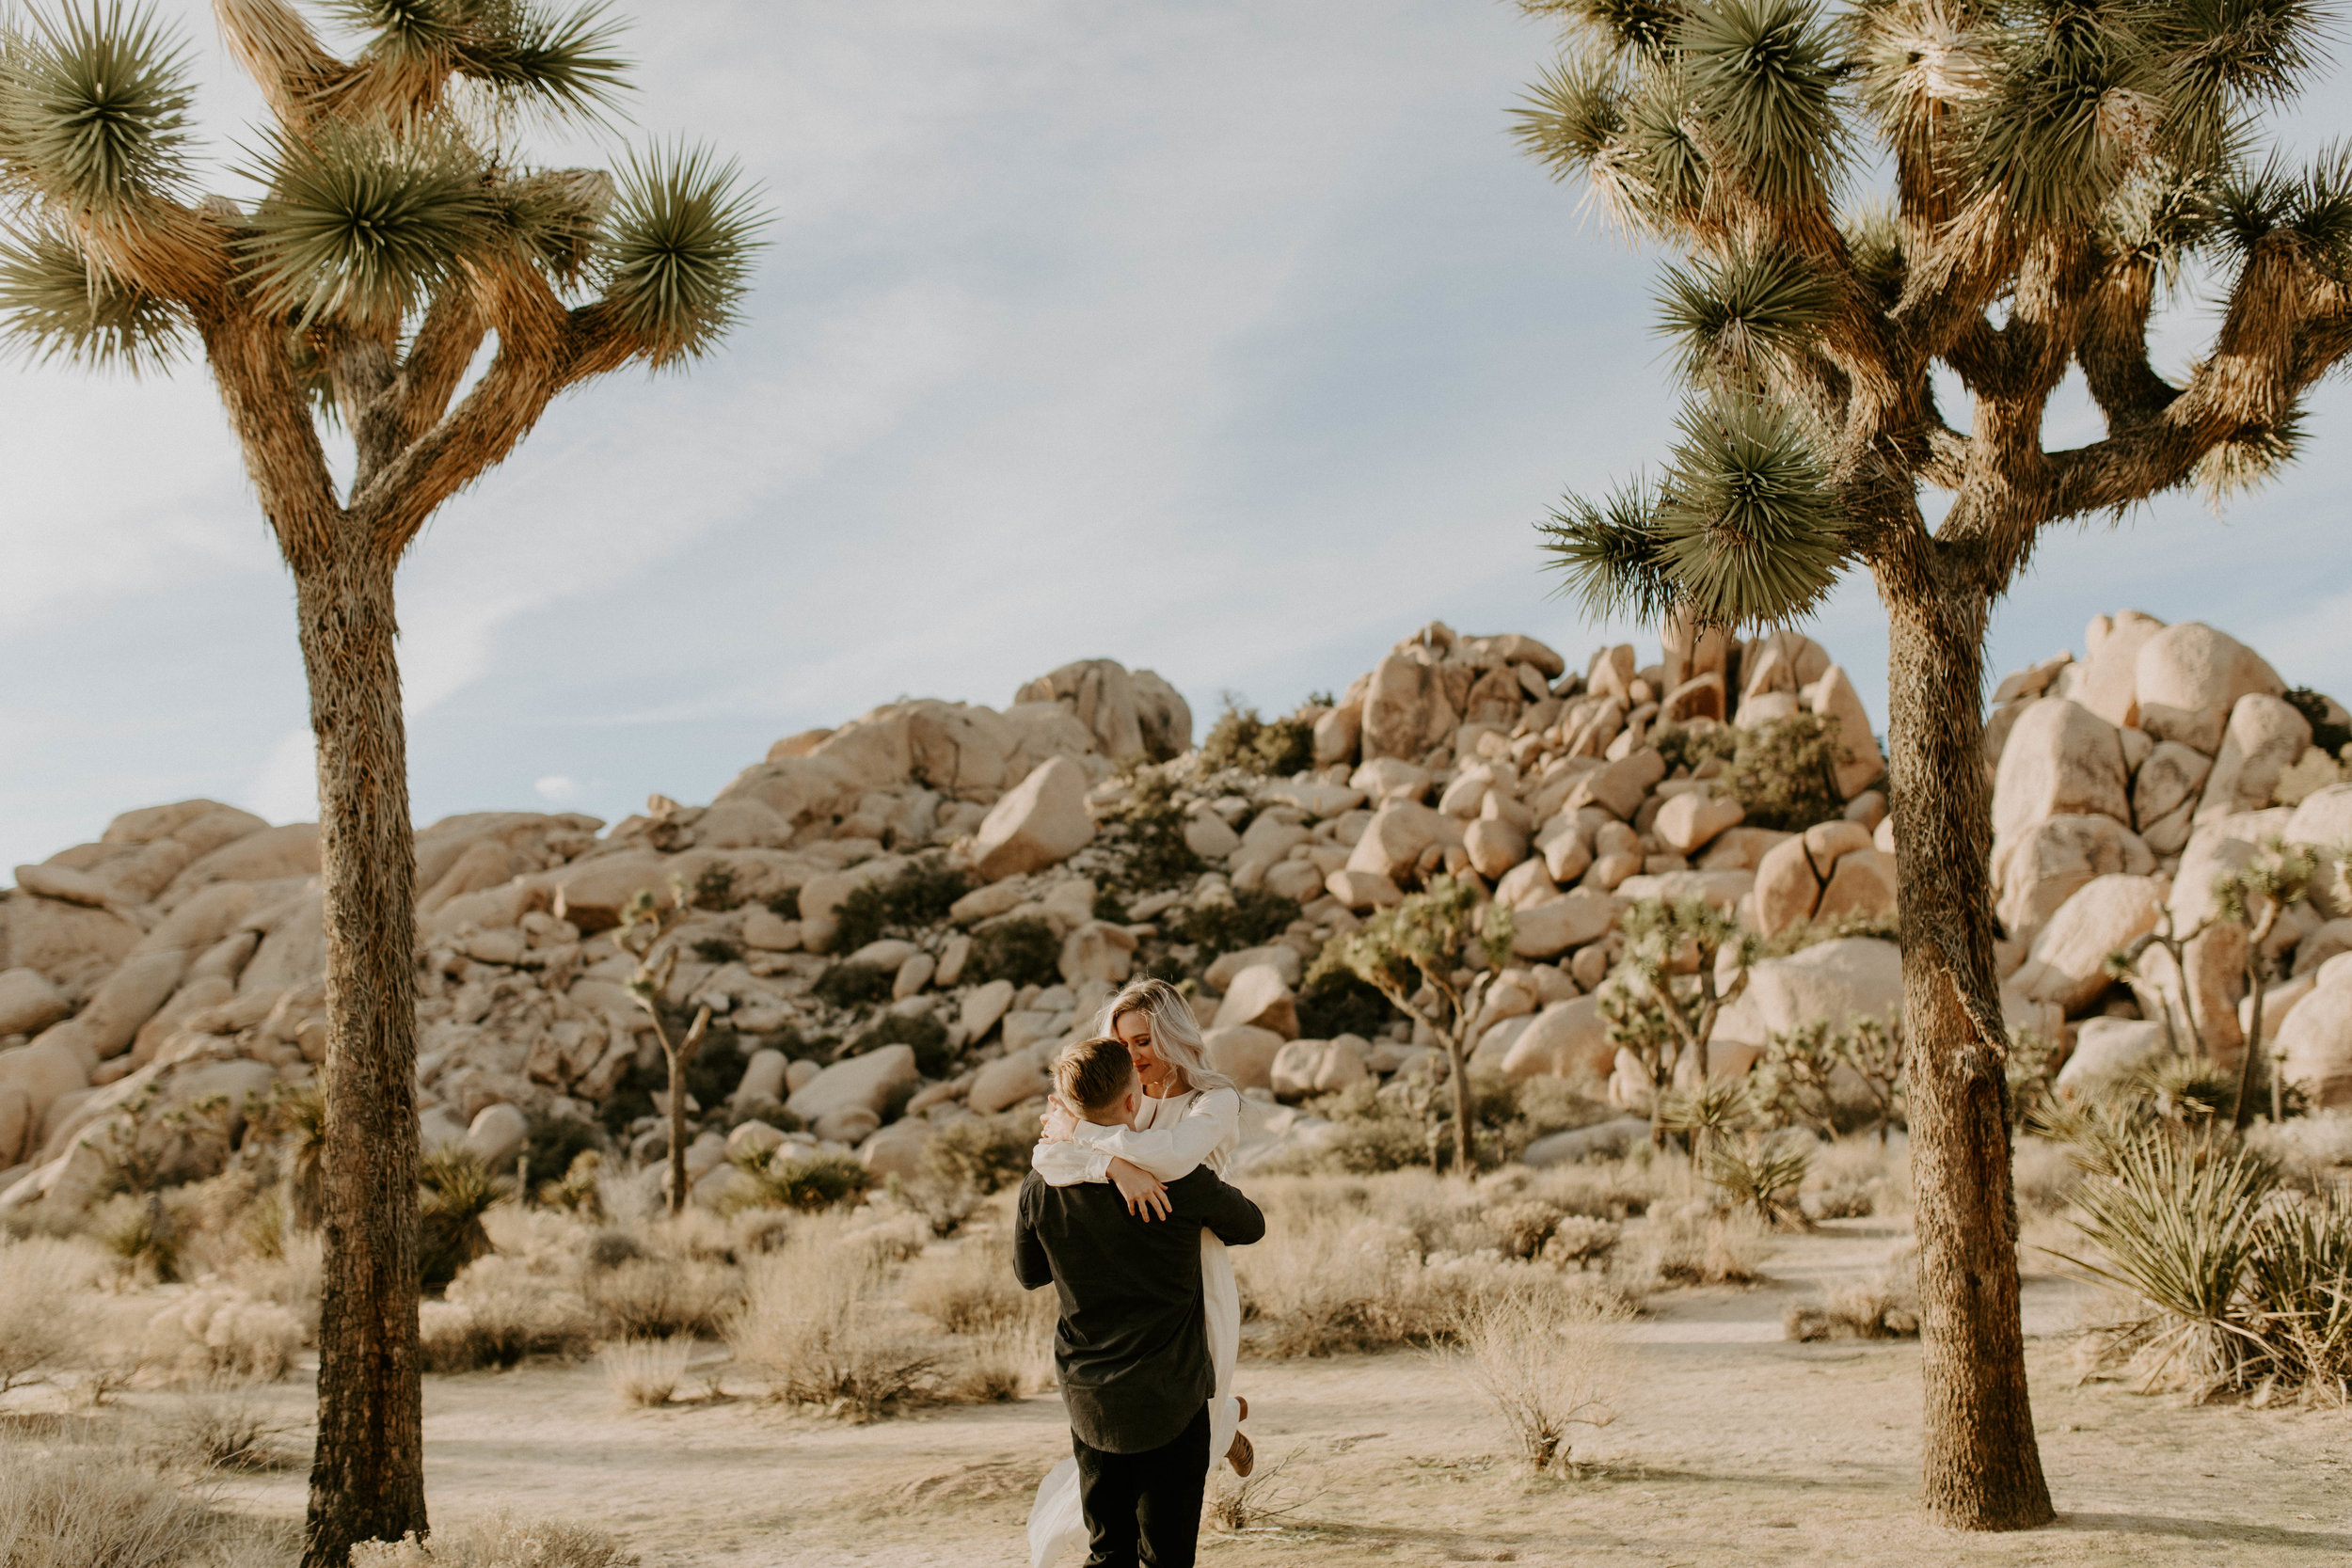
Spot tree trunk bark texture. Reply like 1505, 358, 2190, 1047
1446, 1037, 1473, 1175
1882, 585, 2055, 1531
297, 552, 428, 1567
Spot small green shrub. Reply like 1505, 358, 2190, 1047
2285, 688, 2352, 757
419, 1148, 511, 1293
1649, 721, 1739, 777
691, 936, 744, 964
1166, 888, 1297, 958
521, 1116, 603, 1193
766, 887, 802, 919
831, 857, 975, 954
1200, 700, 1314, 776
1093, 770, 1204, 893
1295, 969, 1395, 1039
923, 1117, 1035, 1196
727, 1151, 873, 1212
692, 863, 744, 911
848, 1011, 954, 1077
1727, 712, 1848, 832
970, 916, 1063, 988
814, 961, 897, 1008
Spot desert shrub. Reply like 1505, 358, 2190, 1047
1647, 721, 1739, 777
419, 1148, 512, 1293
2286, 687, 2352, 756
1293, 969, 1395, 1040
902, 1234, 1034, 1335
1803, 1138, 1903, 1221
764, 886, 802, 920
1702, 1135, 1812, 1227
691, 936, 743, 964
1726, 712, 1849, 832
0, 1449, 223, 1568
812, 961, 895, 1008
417, 1257, 597, 1372
1635, 1207, 1776, 1286
1204, 1448, 1316, 1534
0, 1234, 103, 1393
731, 1222, 937, 1418
2148, 1056, 2239, 1126
535, 1149, 607, 1218
725, 1151, 872, 1212
1200, 700, 1314, 777
601, 1336, 694, 1407
1447, 1291, 1625, 1473
141, 1285, 305, 1384
846, 1010, 952, 1077
1091, 769, 1204, 894
584, 1229, 648, 1272
522, 1116, 605, 1196
583, 1257, 740, 1339
831, 858, 975, 954
151, 1390, 300, 1472
1165, 889, 1297, 959
924, 1117, 1032, 1196
691, 863, 745, 911
350, 1514, 636, 1568
1787, 1252, 1921, 1342
969, 916, 1063, 988
1544, 1215, 1623, 1271
944, 1320, 1056, 1404
1483, 1199, 1567, 1261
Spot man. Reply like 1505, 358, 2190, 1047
1015, 1035, 1266, 1568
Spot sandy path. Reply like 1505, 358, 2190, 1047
201, 1220, 2351, 1566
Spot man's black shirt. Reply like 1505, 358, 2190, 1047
1013, 1164, 1265, 1454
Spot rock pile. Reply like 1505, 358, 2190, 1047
4, 610, 2347, 1218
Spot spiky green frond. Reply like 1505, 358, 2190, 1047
1655, 394, 1850, 626
1963, 1, 2169, 231
489, 164, 610, 288
242, 119, 492, 327
0, 1, 195, 216
1655, 244, 1837, 385
1847, 0, 1995, 150
1520, 0, 1685, 62
1678, 0, 1846, 209
1611, 71, 1710, 229
1538, 477, 1679, 625
1839, 199, 1905, 305
2157, 0, 2327, 120
595, 142, 763, 366
2210, 146, 2352, 277
2286, 142, 2352, 282
1511, 55, 1625, 181
330, 0, 628, 122
0, 221, 186, 369
2099, 164, 2217, 283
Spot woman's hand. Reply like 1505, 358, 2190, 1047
1039, 1096, 1079, 1144
1108, 1157, 1170, 1221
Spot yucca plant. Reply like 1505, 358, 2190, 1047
0, 5, 760, 1559
417, 1146, 510, 1294
1702, 1131, 1811, 1228
1516, 0, 2352, 1528
2243, 1189, 2352, 1401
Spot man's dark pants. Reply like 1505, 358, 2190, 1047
1071, 1401, 1211, 1568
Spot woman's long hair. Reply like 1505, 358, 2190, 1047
1095, 976, 1236, 1097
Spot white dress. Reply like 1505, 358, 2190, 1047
1025, 1085, 1244, 1568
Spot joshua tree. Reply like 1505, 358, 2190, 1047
617, 884, 713, 1216
0, 4, 759, 1560
1598, 894, 1756, 1143
1316, 875, 1514, 1174
2213, 837, 2318, 1128
1514, 0, 2350, 1529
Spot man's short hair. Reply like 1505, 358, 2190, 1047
1056, 1036, 1137, 1119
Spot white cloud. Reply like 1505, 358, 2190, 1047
533, 775, 580, 803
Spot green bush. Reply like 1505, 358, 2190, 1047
1295, 969, 1396, 1039
726, 1151, 872, 1212
1092, 770, 1204, 893
1166, 888, 1297, 958
831, 857, 975, 954
594, 1023, 748, 1136
1649, 721, 1740, 777
1727, 712, 1848, 832
848, 1011, 954, 1077
419, 1148, 511, 1293
692, 863, 744, 911
814, 961, 897, 1008
691, 936, 743, 964
2285, 687, 2352, 756
521, 1115, 603, 1191
1200, 700, 1314, 776
922, 1116, 1034, 1196
766, 887, 802, 919
970, 917, 1063, 988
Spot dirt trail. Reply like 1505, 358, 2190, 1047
191, 1220, 2352, 1566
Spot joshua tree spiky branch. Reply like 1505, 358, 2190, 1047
0, 5, 761, 1560
1515, 0, 2350, 1531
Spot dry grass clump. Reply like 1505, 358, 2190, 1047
599, 1338, 695, 1408
1203, 1448, 1318, 1533
0, 1235, 108, 1394
1446, 1291, 1627, 1474
150, 1389, 303, 1472
0, 1446, 248, 1568
143, 1286, 306, 1385
1802, 1137, 1908, 1221
582, 1258, 740, 1341
1786, 1251, 1922, 1342
349, 1513, 636, 1567
420, 1257, 597, 1374
730, 1218, 938, 1418
901, 1233, 1039, 1335
942, 1320, 1056, 1403
1632, 1205, 1777, 1287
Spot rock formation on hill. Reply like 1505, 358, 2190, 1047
5, 610, 2349, 1218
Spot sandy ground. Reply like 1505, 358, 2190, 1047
165, 1218, 2352, 1567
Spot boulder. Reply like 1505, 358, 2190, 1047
973, 757, 1097, 881
547, 851, 676, 934
1183, 812, 1242, 860
73, 948, 189, 1060
1059, 921, 1137, 988
2132, 741, 2214, 854
0, 1085, 27, 1168
1205, 944, 1304, 991
1312, 702, 1362, 767
1541, 825, 1594, 884
0, 1040, 89, 1128
1350, 758, 1433, 802
786, 1045, 919, 1129
1271, 1037, 1369, 1100
463, 1103, 530, 1171
2012, 875, 2167, 1015
734, 1050, 790, 1108
1325, 869, 1403, 911
2, 895, 141, 995
1566, 750, 1667, 821
1015, 658, 1189, 763
1361, 655, 1459, 760
1654, 792, 1744, 855
1613, 869, 1756, 913
860, 1117, 938, 1182
2285, 784, 2352, 855
2074, 610, 2167, 729
1808, 665, 1885, 799
1213, 965, 1300, 1039
970, 1053, 1053, 1115
1753, 836, 1823, 937
1522, 1116, 1651, 1167
1464, 818, 1528, 879
1344, 801, 1454, 881
1510, 892, 1625, 958
1202, 1025, 1285, 1090
1993, 700, 2131, 843
0, 969, 70, 1038
1495, 859, 1559, 910
1996, 814, 2155, 942
2278, 974, 2352, 1109
727, 1119, 788, 1163
2055, 1017, 2169, 1101
1499, 997, 1611, 1081
2195, 694, 2312, 824
1263, 780, 1367, 818
1717, 938, 1904, 1049
2134, 623, 2283, 754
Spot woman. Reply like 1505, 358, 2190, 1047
1025, 976, 1251, 1568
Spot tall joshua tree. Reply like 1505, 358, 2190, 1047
1514, 0, 2351, 1531
0, 4, 760, 1560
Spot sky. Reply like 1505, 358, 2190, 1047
4, 0, 2350, 870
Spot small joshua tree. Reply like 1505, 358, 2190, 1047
0, 8, 761, 1555
617, 886, 714, 1217
2213, 838, 2318, 1128
1315, 876, 1514, 1175
1599, 895, 1756, 1144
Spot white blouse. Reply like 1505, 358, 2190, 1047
1032, 1085, 1240, 1186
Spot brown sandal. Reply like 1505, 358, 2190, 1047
1226, 1431, 1254, 1478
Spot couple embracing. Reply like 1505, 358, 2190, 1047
1015, 977, 1266, 1568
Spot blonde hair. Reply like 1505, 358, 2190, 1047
1095, 976, 1236, 1098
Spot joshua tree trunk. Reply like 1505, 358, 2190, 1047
294, 550, 428, 1565
2234, 911, 2278, 1132
1444, 1034, 1473, 1176
1882, 584, 2053, 1532
662, 1007, 711, 1218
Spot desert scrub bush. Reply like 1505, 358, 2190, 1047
142, 1285, 305, 1385
600, 1337, 694, 1408
1634, 1206, 1776, 1287
1447, 1291, 1625, 1474
1200, 700, 1315, 777
1544, 1216, 1624, 1271
419, 1148, 513, 1293
1702, 1134, 1812, 1228
724, 1150, 872, 1212
830, 857, 975, 954
731, 1220, 936, 1418
1166, 887, 1300, 960
1293, 968, 1397, 1041
1803, 1137, 1905, 1222
1786, 1249, 1922, 1343
582, 1256, 740, 1340
943, 1320, 1056, 1403
0, 1234, 103, 1393
812, 960, 896, 1009
151, 1389, 301, 1472
968, 916, 1063, 988
419, 1257, 596, 1373
845, 1010, 953, 1077
901, 1233, 1051, 1336
1726, 712, 1852, 832
1090, 768, 1204, 894
0, 1448, 230, 1568
350, 1514, 637, 1567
